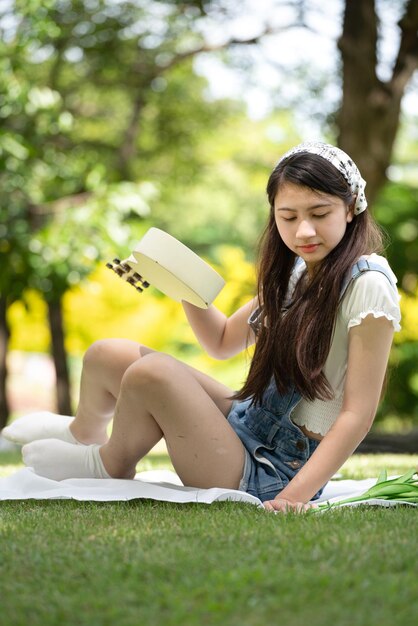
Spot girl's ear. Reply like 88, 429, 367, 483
346, 195, 356, 223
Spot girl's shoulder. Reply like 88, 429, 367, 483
353, 253, 398, 285
341, 253, 399, 295
340, 254, 401, 332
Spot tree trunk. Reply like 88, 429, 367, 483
47, 298, 73, 416
0, 295, 10, 430
337, 0, 418, 206
118, 93, 144, 180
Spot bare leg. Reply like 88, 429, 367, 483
20, 341, 245, 484
6, 338, 238, 449
71, 339, 236, 445
1, 339, 143, 448
70, 339, 144, 444
22, 351, 245, 486
100, 353, 245, 489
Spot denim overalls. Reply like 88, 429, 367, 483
226, 257, 396, 502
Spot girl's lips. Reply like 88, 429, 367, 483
298, 244, 319, 252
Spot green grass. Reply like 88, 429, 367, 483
1, 451, 417, 626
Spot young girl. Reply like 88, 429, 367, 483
3, 142, 401, 513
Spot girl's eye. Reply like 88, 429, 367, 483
282, 217, 297, 222
313, 213, 329, 219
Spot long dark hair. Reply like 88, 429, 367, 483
232, 152, 385, 406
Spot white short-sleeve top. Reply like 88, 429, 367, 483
249, 254, 402, 437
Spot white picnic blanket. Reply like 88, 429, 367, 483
0, 467, 416, 509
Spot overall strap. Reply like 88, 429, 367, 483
339, 257, 396, 302
248, 256, 305, 334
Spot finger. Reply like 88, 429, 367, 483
263, 501, 276, 512
263, 500, 285, 512
264, 499, 313, 514
264, 500, 291, 513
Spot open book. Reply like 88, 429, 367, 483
106, 227, 225, 309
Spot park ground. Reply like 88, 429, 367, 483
1, 360, 417, 626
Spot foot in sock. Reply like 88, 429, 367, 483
22, 439, 111, 481
2, 412, 81, 446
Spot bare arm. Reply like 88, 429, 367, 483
181, 297, 258, 360
265, 315, 395, 509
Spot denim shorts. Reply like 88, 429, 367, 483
226, 387, 327, 503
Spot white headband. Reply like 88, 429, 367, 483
278, 141, 367, 215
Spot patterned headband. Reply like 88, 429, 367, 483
277, 141, 367, 215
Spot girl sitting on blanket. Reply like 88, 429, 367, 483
3, 142, 401, 513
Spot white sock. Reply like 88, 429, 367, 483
22, 439, 111, 481
2, 412, 80, 446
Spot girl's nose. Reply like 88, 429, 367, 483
296, 219, 316, 239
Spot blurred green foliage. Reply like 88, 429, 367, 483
0, 0, 248, 304
7, 215, 418, 427
1, 0, 417, 426
7, 246, 257, 392
373, 182, 418, 427
374, 183, 418, 289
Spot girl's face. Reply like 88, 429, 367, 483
274, 182, 354, 275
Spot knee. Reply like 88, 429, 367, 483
121, 353, 179, 392
83, 339, 116, 369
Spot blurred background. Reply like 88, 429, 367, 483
0, 0, 417, 443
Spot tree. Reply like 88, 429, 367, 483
214, 0, 418, 206
337, 0, 418, 204
0, 0, 276, 427
1, 0, 417, 435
